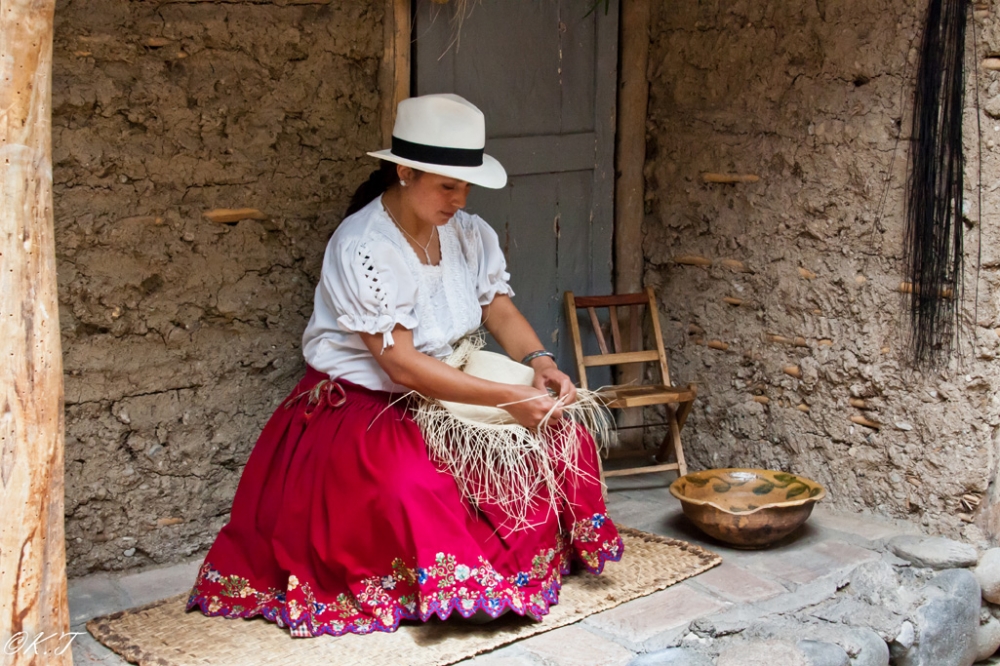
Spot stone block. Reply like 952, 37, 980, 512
67, 573, 130, 626
797, 639, 849, 666
69, 630, 128, 665
608, 497, 667, 531
466, 644, 545, 665
115, 557, 202, 607
693, 562, 786, 603
520, 625, 633, 666
697, 576, 840, 637
974, 548, 1000, 604
808, 597, 903, 639
977, 615, 1000, 663
889, 621, 915, 661
716, 640, 808, 666
740, 618, 888, 666
810, 507, 918, 542
897, 569, 980, 666
585, 583, 725, 646
847, 627, 890, 666
761, 540, 879, 585
765, 576, 844, 616
629, 647, 714, 666
846, 559, 906, 608
889, 535, 979, 570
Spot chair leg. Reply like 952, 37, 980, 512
668, 407, 687, 477
676, 397, 695, 429
654, 405, 676, 464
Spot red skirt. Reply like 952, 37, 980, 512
187, 367, 622, 637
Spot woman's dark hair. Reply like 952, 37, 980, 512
345, 161, 400, 217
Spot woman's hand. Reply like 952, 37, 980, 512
360, 327, 566, 429
481, 295, 579, 408
500, 384, 565, 428
531, 363, 577, 406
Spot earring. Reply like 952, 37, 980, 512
400, 180, 408, 187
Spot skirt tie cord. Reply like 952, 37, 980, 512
285, 379, 348, 416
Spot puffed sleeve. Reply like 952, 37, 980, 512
318, 236, 419, 353
466, 214, 515, 305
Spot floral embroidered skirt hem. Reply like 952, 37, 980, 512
187, 367, 622, 638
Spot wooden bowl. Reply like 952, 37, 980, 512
669, 469, 826, 548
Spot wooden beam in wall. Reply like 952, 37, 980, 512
0, 1, 72, 664
613, 0, 652, 442
380, 0, 412, 146
614, 0, 651, 295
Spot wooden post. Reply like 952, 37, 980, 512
614, 0, 650, 295
614, 0, 652, 446
0, 1, 72, 664
380, 0, 412, 146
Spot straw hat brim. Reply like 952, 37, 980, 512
367, 149, 508, 189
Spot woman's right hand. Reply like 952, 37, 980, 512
501, 384, 565, 428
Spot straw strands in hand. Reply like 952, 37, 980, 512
412, 336, 613, 534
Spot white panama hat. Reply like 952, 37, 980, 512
368, 93, 508, 189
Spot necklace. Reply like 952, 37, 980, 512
384, 201, 437, 264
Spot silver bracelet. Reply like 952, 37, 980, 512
521, 350, 556, 366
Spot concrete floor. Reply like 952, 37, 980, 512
68, 473, 984, 665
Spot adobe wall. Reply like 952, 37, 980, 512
56, 0, 1000, 576
644, 0, 1000, 544
54, 0, 382, 575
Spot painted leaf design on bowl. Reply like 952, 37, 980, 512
786, 484, 808, 499
752, 482, 775, 495
785, 483, 809, 499
684, 475, 738, 493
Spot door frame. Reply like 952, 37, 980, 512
380, 0, 412, 147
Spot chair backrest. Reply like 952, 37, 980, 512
563, 287, 671, 390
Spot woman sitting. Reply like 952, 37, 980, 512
187, 93, 622, 637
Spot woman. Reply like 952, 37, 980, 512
187, 94, 622, 637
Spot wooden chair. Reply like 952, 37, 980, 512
564, 287, 696, 478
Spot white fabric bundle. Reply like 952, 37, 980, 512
412, 337, 611, 533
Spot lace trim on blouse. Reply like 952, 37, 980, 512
380, 209, 483, 360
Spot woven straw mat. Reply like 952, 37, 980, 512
88, 528, 720, 666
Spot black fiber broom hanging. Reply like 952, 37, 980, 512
904, 0, 968, 366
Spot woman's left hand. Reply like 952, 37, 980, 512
480, 294, 579, 408
532, 364, 578, 407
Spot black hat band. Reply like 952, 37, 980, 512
392, 136, 484, 167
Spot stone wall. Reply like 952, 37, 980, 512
644, 0, 1000, 544
54, 0, 382, 576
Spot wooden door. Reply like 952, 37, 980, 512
413, 0, 618, 371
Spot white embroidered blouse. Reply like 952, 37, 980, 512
302, 195, 514, 392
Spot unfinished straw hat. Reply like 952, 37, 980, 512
368, 93, 508, 189
412, 338, 611, 532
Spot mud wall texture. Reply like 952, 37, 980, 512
644, 0, 1000, 544
54, 0, 382, 576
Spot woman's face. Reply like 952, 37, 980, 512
399, 167, 472, 226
